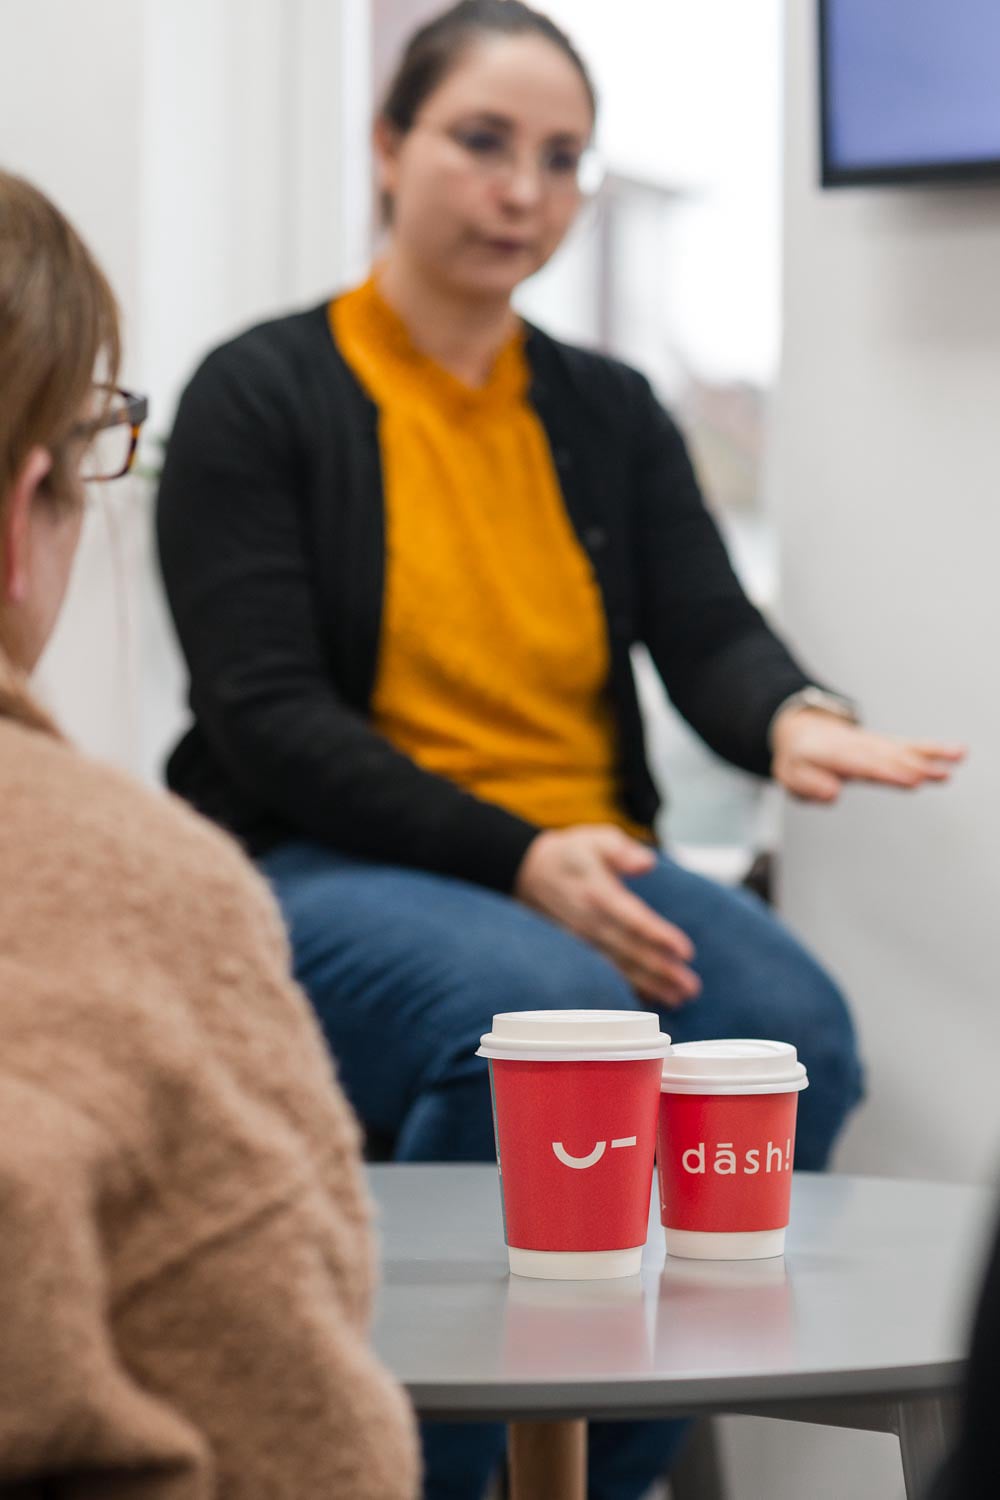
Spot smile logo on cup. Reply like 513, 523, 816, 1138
552, 1136, 638, 1170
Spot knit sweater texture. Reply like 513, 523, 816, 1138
0, 653, 419, 1499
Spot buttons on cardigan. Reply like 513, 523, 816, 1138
553, 447, 573, 471
584, 525, 608, 553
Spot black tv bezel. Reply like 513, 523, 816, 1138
818, 0, 1000, 188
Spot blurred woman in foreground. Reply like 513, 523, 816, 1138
0, 169, 417, 1499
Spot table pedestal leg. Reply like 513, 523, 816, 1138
727, 1392, 959, 1500
507, 1419, 586, 1500
897, 1395, 958, 1500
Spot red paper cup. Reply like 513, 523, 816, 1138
657, 1040, 808, 1260
478, 1011, 670, 1279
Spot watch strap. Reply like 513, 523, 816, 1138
768, 687, 860, 748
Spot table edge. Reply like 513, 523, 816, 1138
405, 1359, 966, 1423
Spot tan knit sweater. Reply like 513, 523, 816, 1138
0, 659, 419, 1498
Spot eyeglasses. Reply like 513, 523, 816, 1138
76, 386, 149, 482
419, 120, 605, 198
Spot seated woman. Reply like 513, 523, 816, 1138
0, 170, 417, 1499
156, 3, 963, 1496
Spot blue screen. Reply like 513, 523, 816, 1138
824, 0, 1000, 176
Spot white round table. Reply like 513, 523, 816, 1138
369, 1164, 992, 1499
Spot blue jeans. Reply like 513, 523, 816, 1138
261, 842, 864, 1500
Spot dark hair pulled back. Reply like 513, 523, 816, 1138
380, 0, 598, 134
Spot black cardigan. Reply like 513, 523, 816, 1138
157, 303, 815, 891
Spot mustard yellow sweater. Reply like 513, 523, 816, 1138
331, 276, 644, 836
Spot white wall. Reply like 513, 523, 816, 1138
1, 0, 147, 767
140, 0, 365, 427
711, 4, 1000, 1498
1, 0, 367, 777
520, 0, 782, 386
777, 0, 1000, 1188
137, 0, 365, 780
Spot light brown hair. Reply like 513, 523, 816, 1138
0, 170, 121, 510
0, 171, 121, 729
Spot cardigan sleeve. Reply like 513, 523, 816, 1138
628, 373, 818, 776
157, 337, 538, 891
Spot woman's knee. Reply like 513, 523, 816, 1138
437, 933, 637, 1084
781, 958, 864, 1168
796, 960, 865, 1115
658, 877, 865, 1119
396, 937, 637, 1162
527, 944, 636, 1013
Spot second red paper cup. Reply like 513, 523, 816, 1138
478, 1011, 671, 1279
657, 1040, 809, 1261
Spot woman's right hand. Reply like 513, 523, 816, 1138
514, 826, 701, 1009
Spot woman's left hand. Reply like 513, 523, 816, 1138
771, 707, 966, 803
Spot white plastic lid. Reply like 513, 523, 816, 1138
659, 1039, 808, 1096
477, 1009, 671, 1062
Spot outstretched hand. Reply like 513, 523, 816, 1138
771, 707, 966, 803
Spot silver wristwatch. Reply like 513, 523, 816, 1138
768, 687, 860, 747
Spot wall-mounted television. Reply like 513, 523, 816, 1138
819, 0, 1000, 187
